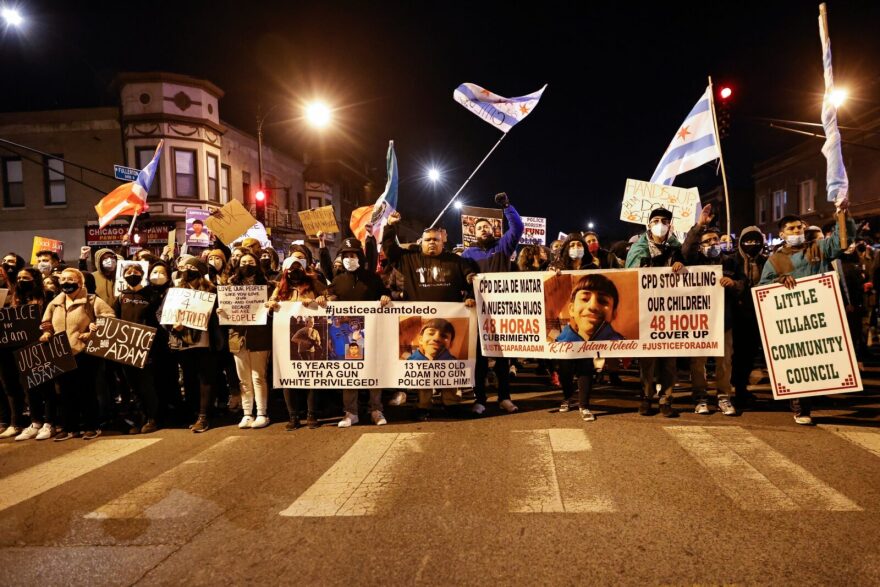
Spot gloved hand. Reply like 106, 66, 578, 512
494, 192, 510, 208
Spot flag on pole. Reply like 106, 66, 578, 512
350, 140, 398, 244
819, 5, 848, 203
649, 87, 721, 186
95, 140, 163, 228
453, 83, 547, 133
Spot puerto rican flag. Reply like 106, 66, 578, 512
95, 140, 163, 228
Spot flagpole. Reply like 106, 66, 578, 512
819, 2, 847, 249
428, 132, 508, 229
127, 211, 139, 239
707, 76, 732, 237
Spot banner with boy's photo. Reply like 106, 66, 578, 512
474, 266, 724, 358
272, 301, 477, 389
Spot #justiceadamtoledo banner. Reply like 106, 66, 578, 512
752, 272, 862, 400
475, 267, 724, 358
273, 301, 476, 389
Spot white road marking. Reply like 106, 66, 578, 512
280, 432, 429, 517
0, 439, 159, 514
667, 426, 861, 511
510, 429, 615, 514
820, 425, 880, 459
85, 436, 242, 520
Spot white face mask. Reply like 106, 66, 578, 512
294, 258, 308, 269
101, 258, 116, 270
37, 261, 51, 274
209, 259, 223, 270
149, 273, 168, 286
650, 223, 670, 238
568, 247, 585, 260
786, 234, 805, 247
342, 258, 360, 272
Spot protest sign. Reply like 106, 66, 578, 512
460, 205, 503, 246
752, 272, 862, 400
474, 266, 724, 358
206, 200, 257, 245
619, 179, 701, 231
114, 260, 149, 295
239, 221, 271, 248
519, 216, 547, 245
14, 333, 77, 391
272, 301, 476, 389
217, 285, 269, 326
0, 304, 42, 349
30, 236, 64, 265
0, 288, 6, 307
298, 205, 340, 236
185, 209, 212, 248
84, 317, 156, 369
159, 288, 217, 331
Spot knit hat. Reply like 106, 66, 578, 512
207, 249, 227, 263
241, 237, 261, 252
183, 257, 208, 275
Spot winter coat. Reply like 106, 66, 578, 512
42, 289, 114, 355
624, 232, 683, 268
91, 248, 119, 306
327, 269, 389, 302
760, 216, 857, 284
682, 223, 746, 330
462, 205, 524, 273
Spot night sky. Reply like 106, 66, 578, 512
2, 1, 879, 242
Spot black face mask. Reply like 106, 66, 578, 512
16, 279, 34, 292
741, 243, 762, 257
260, 259, 271, 268
60, 282, 79, 294
124, 274, 143, 287
856, 243, 867, 253
185, 269, 201, 281
3, 263, 16, 275
240, 265, 256, 277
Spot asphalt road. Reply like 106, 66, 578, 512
1, 365, 879, 586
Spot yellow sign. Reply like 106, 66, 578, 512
298, 205, 339, 236
206, 200, 258, 245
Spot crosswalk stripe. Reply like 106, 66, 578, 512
667, 426, 861, 511
85, 436, 243, 520
820, 425, 880, 460
280, 432, 430, 517
0, 439, 159, 514
510, 429, 615, 514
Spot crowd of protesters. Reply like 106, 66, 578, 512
0, 192, 871, 441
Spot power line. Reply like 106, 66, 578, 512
0, 143, 113, 195
0, 137, 124, 182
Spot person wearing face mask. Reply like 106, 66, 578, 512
144, 260, 182, 425
315, 238, 391, 428
682, 204, 745, 417
2, 253, 25, 288
626, 207, 686, 417
221, 252, 274, 430
206, 249, 228, 285
34, 250, 61, 277
259, 247, 280, 283
759, 203, 856, 425
730, 226, 768, 407
40, 268, 114, 441
90, 248, 120, 306
582, 231, 622, 269
112, 264, 162, 434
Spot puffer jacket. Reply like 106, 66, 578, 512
42, 289, 114, 355
92, 248, 119, 306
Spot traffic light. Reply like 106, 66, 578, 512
716, 85, 733, 139
255, 188, 267, 223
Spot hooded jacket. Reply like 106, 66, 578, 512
625, 232, 683, 268
462, 205, 524, 273
91, 248, 119, 306
682, 223, 746, 329
760, 216, 857, 284
736, 226, 768, 289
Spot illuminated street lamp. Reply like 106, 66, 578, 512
1, 7, 24, 27
453, 200, 463, 210
829, 88, 848, 108
305, 101, 332, 129
587, 222, 595, 230
428, 168, 440, 183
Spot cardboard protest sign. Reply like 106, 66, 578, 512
185, 209, 212, 248
619, 179, 701, 231
84, 317, 156, 369
159, 288, 217, 331
30, 236, 64, 265
114, 260, 149, 295
474, 266, 724, 358
272, 302, 476, 389
0, 304, 42, 349
0, 288, 6, 308
752, 272, 862, 400
460, 205, 503, 246
298, 205, 339, 236
519, 217, 547, 245
217, 285, 269, 326
14, 333, 77, 391
206, 200, 257, 245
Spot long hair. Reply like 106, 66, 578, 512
229, 252, 268, 286
555, 232, 594, 270
12, 267, 45, 307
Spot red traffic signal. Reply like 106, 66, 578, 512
719, 86, 733, 100
255, 190, 266, 202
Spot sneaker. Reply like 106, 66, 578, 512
718, 396, 736, 416
35, 423, 54, 441
15, 424, 40, 441
82, 430, 102, 440
140, 420, 158, 434
191, 417, 210, 433
388, 391, 408, 406
338, 413, 359, 428
794, 414, 814, 426
471, 402, 486, 416
285, 417, 301, 431
638, 399, 652, 416
440, 389, 461, 405
660, 402, 678, 418
580, 408, 596, 422
0, 426, 20, 439
371, 410, 387, 426
509, 364, 518, 377
251, 416, 270, 429
499, 399, 519, 413
559, 399, 577, 413
306, 414, 320, 429
694, 401, 710, 415
238, 416, 254, 429
53, 431, 77, 442
549, 372, 561, 388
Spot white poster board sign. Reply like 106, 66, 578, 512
217, 285, 269, 326
620, 178, 700, 231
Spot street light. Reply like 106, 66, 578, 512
305, 101, 332, 129
428, 168, 440, 183
453, 200, 463, 210
829, 88, 848, 108
587, 222, 595, 230
1, 7, 23, 27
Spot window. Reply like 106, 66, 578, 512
242, 171, 251, 204
2, 157, 24, 208
758, 195, 768, 224
297, 191, 303, 210
43, 155, 66, 205
221, 164, 230, 203
308, 196, 324, 209
173, 149, 197, 198
206, 154, 219, 202
772, 189, 787, 221
798, 179, 816, 214
136, 146, 161, 198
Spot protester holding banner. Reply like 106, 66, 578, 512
582, 232, 622, 270
41, 268, 114, 440
112, 263, 162, 434
682, 204, 744, 416
625, 207, 685, 417
145, 259, 182, 425
223, 252, 273, 430
0, 265, 24, 439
